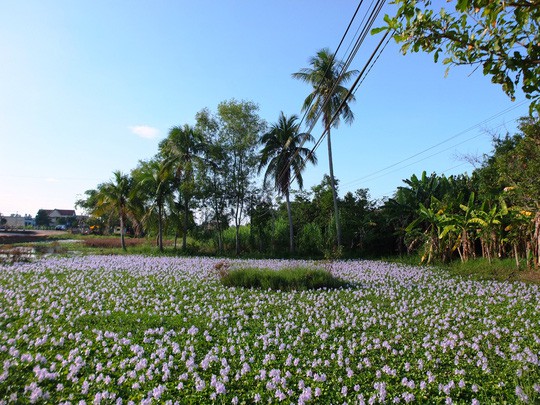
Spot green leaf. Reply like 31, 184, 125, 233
371, 27, 389, 35
439, 225, 455, 240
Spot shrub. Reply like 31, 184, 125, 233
220, 266, 351, 291
222, 226, 251, 252
298, 222, 323, 255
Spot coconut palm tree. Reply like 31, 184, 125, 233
131, 159, 175, 252
292, 48, 358, 247
159, 124, 206, 251
96, 171, 132, 251
259, 112, 317, 253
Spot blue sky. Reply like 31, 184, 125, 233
0, 1, 530, 217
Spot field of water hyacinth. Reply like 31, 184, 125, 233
1, 255, 539, 404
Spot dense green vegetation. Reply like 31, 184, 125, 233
219, 266, 350, 291
76, 114, 540, 270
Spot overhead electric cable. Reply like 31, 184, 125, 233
276, 0, 385, 191
281, 0, 388, 190
341, 100, 528, 187
288, 26, 392, 188
296, 0, 365, 131
371, 162, 470, 201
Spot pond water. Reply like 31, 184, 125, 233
0, 241, 83, 263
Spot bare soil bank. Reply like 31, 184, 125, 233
0, 230, 67, 245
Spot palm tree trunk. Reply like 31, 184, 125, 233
326, 128, 342, 247
183, 196, 189, 251
158, 204, 163, 252
120, 213, 126, 251
285, 189, 294, 254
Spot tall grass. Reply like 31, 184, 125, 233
220, 266, 351, 291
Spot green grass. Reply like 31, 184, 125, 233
220, 266, 352, 291
443, 257, 538, 282
381, 254, 540, 284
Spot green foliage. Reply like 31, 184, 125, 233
258, 112, 317, 253
377, 0, 540, 113
219, 266, 350, 291
298, 222, 324, 256
445, 257, 529, 282
271, 216, 290, 253
222, 225, 250, 253
35, 209, 50, 227
159, 124, 206, 251
293, 49, 360, 247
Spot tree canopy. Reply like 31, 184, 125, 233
377, 0, 540, 114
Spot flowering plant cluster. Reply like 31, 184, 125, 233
0, 255, 539, 403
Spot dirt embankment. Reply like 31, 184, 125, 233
0, 230, 67, 245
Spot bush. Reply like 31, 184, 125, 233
298, 222, 323, 255
222, 226, 251, 253
219, 266, 351, 291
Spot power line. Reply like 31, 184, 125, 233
276, 0, 386, 191
341, 100, 528, 188
259, 0, 390, 218
370, 161, 471, 202
295, 0, 366, 132
289, 22, 391, 188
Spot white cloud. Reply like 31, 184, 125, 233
130, 125, 159, 139
45, 177, 60, 183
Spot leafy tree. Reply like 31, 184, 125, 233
196, 108, 231, 254
405, 196, 451, 264
293, 48, 359, 247
246, 188, 275, 253
217, 99, 266, 255
35, 209, 50, 227
159, 124, 206, 251
493, 117, 540, 267
340, 189, 376, 252
377, 0, 540, 113
259, 112, 317, 253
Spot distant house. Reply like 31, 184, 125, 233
1, 214, 34, 229
43, 209, 76, 226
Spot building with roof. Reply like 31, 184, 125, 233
42, 209, 76, 226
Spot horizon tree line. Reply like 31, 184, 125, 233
75, 47, 540, 268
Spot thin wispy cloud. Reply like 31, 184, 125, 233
130, 125, 160, 139
45, 177, 60, 183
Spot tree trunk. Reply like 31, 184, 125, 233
218, 228, 223, 254
158, 204, 163, 252
235, 225, 240, 256
534, 213, 540, 269
120, 213, 126, 251
235, 195, 243, 256
461, 229, 469, 262
183, 197, 189, 251
285, 189, 294, 254
326, 129, 342, 247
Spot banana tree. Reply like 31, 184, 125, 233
452, 192, 477, 262
503, 207, 533, 269
468, 202, 505, 264
405, 196, 449, 264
